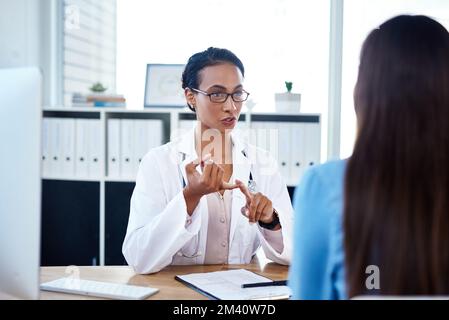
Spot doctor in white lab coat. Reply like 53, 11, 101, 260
122, 47, 293, 274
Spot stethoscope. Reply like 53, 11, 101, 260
177, 150, 256, 259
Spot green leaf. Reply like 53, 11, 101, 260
89, 82, 107, 93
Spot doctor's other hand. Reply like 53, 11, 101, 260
236, 179, 279, 229
183, 156, 239, 215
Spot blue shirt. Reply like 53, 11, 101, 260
288, 160, 347, 300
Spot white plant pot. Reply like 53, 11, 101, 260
275, 93, 301, 113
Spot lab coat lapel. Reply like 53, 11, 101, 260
229, 133, 251, 247
175, 127, 208, 264
174, 129, 251, 260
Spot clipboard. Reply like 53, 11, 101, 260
175, 269, 291, 300
175, 275, 220, 300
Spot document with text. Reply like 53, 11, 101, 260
175, 269, 291, 300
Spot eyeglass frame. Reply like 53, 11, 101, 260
189, 87, 250, 103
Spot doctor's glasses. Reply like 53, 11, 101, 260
190, 88, 250, 103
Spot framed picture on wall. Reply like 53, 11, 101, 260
144, 64, 186, 108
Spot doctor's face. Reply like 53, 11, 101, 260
191, 63, 245, 133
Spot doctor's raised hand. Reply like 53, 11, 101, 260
183, 155, 239, 215
236, 179, 281, 231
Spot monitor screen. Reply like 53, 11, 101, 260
0, 67, 42, 299
143, 64, 186, 108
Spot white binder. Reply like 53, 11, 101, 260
107, 119, 121, 178
250, 121, 265, 151
49, 118, 63, 177
233, 120, 249, 145
61, 118, 75, 178
290, 123, 306, 186
41, 118, 51, 176
88, 120, 102, 178
263, 122, 279, 160
148, 119, 163, 149
236, 119, 247, 130
133, 120, 149, 176
252, 121, 278, 168
277, 122, 291, 184
178, 119, 196, 130
120, 119, 134, 179
304, 123, 321, 171
75, 119, 89, 178
174, 120, 195, 141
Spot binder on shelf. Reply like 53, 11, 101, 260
290, 122, 306, 186
40, 111, 320, 185
147, 119, 163, 149
88, 120, 102, 178
233, 120, 249, 144
120, 119, 135, 179
42, 118, 51, 176
173, 119, 194, 141
178, 119, 196, 130
263, 122, 279, 162
107, 119, 121, 178
131, 119, 164, 176
277, 122, 291, 183
250, 121, 266, 152
236, 120, 248, 130
250, 121, 277, 169
304, 123, 321, 172
133, 120, 149, 174
49, 118, 63, 177
61, 118, 76, 177
75, 119, 89, 178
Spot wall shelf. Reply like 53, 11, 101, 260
41, 106, 321, 266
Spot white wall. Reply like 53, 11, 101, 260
0, 0, 60, 106
0, 0, 40, 67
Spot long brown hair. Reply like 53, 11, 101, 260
344, 15, 449, 297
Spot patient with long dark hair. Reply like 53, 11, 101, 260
289, 15, 449, 299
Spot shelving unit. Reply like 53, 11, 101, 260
41, 106, 321, 266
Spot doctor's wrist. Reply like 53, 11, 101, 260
183, 186, 203, 199
183, 187, 202, 216
258, 209, 281, 230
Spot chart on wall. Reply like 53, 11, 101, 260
144, 64, 185, 108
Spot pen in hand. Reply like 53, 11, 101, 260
241, 280, 287, 288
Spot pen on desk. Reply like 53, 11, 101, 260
241, 280, 288, 288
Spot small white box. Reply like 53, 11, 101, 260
275, 93, 301, 113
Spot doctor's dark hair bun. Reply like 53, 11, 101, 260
182, 47, 245, 112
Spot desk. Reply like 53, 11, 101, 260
39, 259, 289, 300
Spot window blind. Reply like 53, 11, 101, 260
63, 0, 116, 105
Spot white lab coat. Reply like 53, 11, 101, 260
122, 128, 293, 274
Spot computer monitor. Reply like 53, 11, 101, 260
0, 67, 42, 299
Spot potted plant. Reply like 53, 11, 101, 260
275, 81, 301, 113
89, 82, 107, 93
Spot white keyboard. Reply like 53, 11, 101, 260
40, 277, 159, 300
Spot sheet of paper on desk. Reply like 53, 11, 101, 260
175, 269, 291, 300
